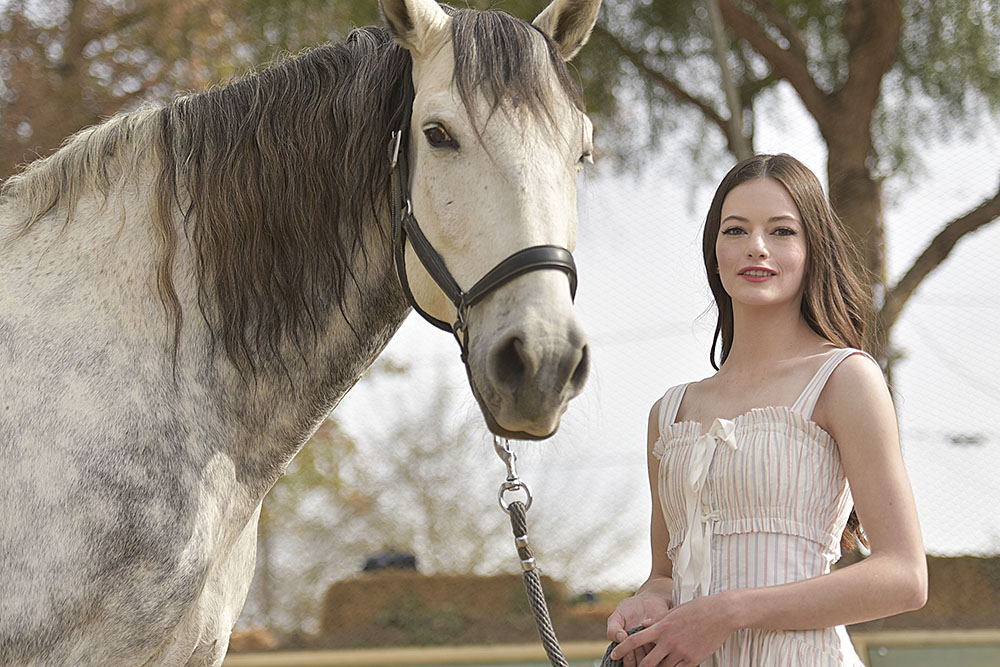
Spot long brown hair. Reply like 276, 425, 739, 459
701, 153, 875, 552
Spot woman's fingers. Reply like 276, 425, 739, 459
607, 611, 625, 641
622, 642, 649, 667
637, 640, 671, 667
611, 626, 650, 660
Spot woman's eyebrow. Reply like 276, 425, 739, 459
721, 214, 801, 223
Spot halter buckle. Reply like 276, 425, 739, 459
389, 130, 403, 169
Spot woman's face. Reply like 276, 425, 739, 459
715, 177, 808, 309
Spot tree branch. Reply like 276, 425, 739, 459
705, 0, 752, 159
739, 70, 780, 99
839, 0, 902, 114
879, 186, 1000, 338
106, 4, 155, 35
748, 0, 807, 61
61, 1, 156, 67
591, 24, 729, 136
716, 0, 830, 124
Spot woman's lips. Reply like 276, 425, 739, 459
738, 267, 777, 282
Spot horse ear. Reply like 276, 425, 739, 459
532, 0, 602, 61
379, 0, 450, 56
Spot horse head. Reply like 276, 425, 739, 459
380, 0, 600, 439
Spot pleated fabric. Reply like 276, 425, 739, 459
652, 348, 872, 666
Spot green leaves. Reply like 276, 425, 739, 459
897, 0, 1000, 114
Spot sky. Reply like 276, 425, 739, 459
335, 84, 1000, 591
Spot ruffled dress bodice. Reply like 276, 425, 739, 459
652, 348, 871, 666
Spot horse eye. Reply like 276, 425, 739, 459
423, 124, 457, 149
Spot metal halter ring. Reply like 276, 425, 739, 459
498, 479, 533, 514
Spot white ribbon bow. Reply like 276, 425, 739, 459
674, 417, 738, 604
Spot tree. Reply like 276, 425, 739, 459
5, 1, 998, 362
242, 360, 635, 636
582, 0, 1000, 359
250, 417, 365, 633
244, 357, 411, 633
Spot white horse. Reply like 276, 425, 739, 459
0, 0, 601, 663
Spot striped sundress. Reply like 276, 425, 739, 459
652, 348, 871, 666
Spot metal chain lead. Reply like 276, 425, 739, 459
494, 437, 567, 667
508, 500, 569, 667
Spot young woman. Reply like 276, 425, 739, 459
606, 154, 926, 667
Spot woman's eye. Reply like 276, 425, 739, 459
721, 227, 745, 236
423, 124, 457, 149
774, 227, 797, 236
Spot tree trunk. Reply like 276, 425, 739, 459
821, 116, 886, 356
825, 146, 885, 276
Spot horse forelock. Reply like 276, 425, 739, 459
447, 7, 585, 134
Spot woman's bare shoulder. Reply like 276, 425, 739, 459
678, 374, 718, 399
826, 350, 885, 397
816, 351, 894, 436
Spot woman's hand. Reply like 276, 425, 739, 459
609, 591, 738, 667
606, 592, 673, 666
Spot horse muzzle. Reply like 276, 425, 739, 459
470, 309, 589, 440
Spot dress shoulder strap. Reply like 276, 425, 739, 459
657, 383, 691, 434
791, 348, 877, 419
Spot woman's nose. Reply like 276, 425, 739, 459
746, 233, 769, 258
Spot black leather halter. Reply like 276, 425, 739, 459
388, 129, 578, 363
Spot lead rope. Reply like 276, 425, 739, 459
494, 436, 634, 667
493, 437, 568, 667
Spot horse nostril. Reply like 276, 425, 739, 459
569, 343, 590, 392
490, 335, 532, 397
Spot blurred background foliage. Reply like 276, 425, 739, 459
247, 358, 636, 635
0, 0, 381, 178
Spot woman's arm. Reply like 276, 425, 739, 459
606, 401, 676, 648
611, 355, 927, 665
724, 352, 927, 629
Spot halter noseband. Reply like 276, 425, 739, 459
388, 129, 578, 363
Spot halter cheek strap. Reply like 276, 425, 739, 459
388, 129, 578, 362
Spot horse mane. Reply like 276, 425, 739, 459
2, 9, 584, 379
153, 28, 414, 377
1, 108, 163, 230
